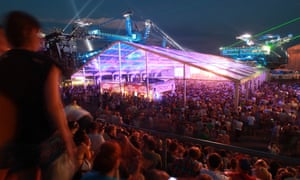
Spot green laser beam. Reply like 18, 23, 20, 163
225, 16, 300, 48
290, 34, 300, 41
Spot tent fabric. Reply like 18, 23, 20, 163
71, 41, 265, 83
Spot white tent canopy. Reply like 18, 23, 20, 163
72, 41, 266, 84
71, 41, 267, 110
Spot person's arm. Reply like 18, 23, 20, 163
44, 66, 76, 158
82, 142, 93, 161
0, 95, 16, 147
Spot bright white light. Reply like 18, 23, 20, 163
236, 33, 254, 46
190, 67, 201, 74
89, 29, 101, 35
131, 33, 137, 39
237, 33, 252, 40
246, 40, 254, 46
145, 19, 151, 26
73, 76, 85, 80
262, 45, 271, 54
174, 67, 184, 77
85, 39, 93, 51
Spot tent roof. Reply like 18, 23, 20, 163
72, 41, 265, 83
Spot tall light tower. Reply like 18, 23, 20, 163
123, 11, 133, 37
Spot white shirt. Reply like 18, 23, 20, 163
235, 120, 243, 131
247, 115, 255, 126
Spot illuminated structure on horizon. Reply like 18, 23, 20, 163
219, 16, 300, 68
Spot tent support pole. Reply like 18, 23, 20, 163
146, 51, 149, 99
245, 81, 249, 100
234, 82, 240, 112
83, 66, 86, 89
98, 56, 102, 95
184, 64, 186, 110
118, 42, 122, 94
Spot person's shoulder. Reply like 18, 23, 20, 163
200, 168, 219, 178
0, 49, 56, 65
81, 171, 117, 180
3, 49, 35, 58
224, 171, 243, 180
0, 50, 34, 67
81, 171, 101, 180
29, 51, 62, 70
0, 49, 25, 61
88, 133, 102, 139
35, 51, 59, 64
215, 172, 230, 180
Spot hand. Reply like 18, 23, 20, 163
63, 131, 77, 163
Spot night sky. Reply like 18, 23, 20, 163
1, 0, 300, 54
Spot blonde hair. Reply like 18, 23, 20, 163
255, 167, 272, 180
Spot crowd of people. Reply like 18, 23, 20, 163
39, 114, 300, 180
0, 10, 300, 180
56, 79, 300, 179
64, 80, 300, 155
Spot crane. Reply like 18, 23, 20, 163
83, 11, 184, 50
43, 11, 186, 75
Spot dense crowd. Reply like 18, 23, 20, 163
1, 10, 299, 180
55, 80, 300, 179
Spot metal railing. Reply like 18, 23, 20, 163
109, 122, 300, 167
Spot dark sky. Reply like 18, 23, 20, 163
1, 0, 300, 54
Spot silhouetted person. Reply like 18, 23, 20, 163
0, 11, 75, 180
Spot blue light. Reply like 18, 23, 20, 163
127, 51, 143, 60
